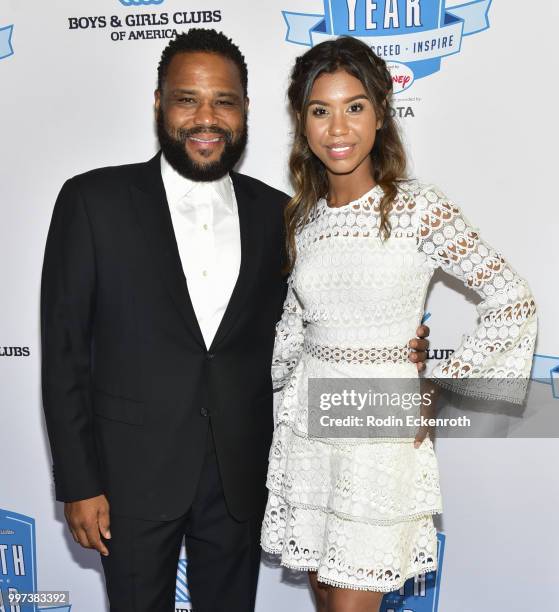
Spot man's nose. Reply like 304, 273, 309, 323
193, 101, 217, 127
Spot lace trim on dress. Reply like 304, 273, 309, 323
433, 376, 530, 405
304, 340, 411, 365
264, 488, 443, 527
258, 547, 438, 594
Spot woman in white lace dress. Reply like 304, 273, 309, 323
259, 37, 537, 612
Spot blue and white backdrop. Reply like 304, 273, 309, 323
1, 1, 558, 611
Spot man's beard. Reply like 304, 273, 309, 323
157, 110, 247, 182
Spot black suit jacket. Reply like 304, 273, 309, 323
41, 153, 289, 521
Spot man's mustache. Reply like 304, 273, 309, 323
176, 126, 233, 144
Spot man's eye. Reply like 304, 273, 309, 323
216, 100, 235, 106
348, 103, 364, 113
177, 98, 195, 104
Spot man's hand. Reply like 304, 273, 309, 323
64, 494, 111, 556
408, 324, 430, 372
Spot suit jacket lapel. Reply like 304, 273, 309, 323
131, 153, 206, 348
209, 171, 263, 352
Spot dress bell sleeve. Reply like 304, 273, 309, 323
271, 276, 306, 391
416, 184, 537, 404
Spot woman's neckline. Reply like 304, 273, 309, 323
324, 183, 383, 210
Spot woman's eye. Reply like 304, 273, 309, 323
311, 107, 327, 117
348, 103, 364, 113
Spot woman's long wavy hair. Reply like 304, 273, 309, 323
285, 36, 408, 272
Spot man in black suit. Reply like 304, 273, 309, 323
41, 29, 430, 612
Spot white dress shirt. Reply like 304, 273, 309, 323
161, 154, 241, 348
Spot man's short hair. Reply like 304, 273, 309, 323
157, 28, 248, 95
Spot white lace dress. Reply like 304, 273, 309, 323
260, 181, 537, 592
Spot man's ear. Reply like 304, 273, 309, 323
154, 89, 161, 119
244, 96, 250, 115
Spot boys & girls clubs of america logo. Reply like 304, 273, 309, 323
283, 0, 492, 93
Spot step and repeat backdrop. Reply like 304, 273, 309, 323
1, 1, 558, 611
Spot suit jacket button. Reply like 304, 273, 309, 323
206, 353, 215, 360
200, 407, 209, 417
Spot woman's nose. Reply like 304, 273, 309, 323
328, 111, 349, 136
